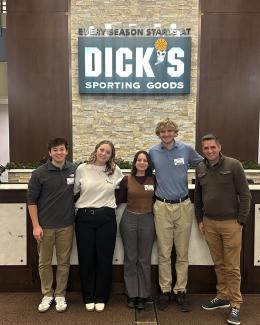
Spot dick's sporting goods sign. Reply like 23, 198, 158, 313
78, 36, 191, 94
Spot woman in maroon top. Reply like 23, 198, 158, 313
118, 151, 155, 310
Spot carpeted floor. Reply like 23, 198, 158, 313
0, 292, 260, 325
156, 294, 260, 325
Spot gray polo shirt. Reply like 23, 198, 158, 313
27, 160, 77, 228
149, 141, 202, 201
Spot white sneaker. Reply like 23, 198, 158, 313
55, 296, 67, 312
95, 303, 105, 312
38, 296, 53, 312
85, 302, 95, 311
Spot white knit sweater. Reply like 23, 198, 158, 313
74, 163, 123, 209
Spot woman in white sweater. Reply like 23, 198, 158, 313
74, 140, 123, 312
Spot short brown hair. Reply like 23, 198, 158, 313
201, 133, 221, 145
155, 118, 179, 136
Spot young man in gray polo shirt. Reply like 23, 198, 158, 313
27, 138, 76, 312
149, 118, 202, 312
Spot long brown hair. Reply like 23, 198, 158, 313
131, 151, 154, 177
87, 140, 116, 175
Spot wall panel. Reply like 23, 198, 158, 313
197, 11, 260, 160
201, 0, 260, 13
7, 0, 71, 162
7, 0, 68, 13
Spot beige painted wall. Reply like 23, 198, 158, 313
71, 0, 199, 162
0, 63, 7, 97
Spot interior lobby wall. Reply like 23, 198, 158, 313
0, 104, 9, 164
71, 0, 199, 162
197, 0, 260, 161
7, 0, 72, 163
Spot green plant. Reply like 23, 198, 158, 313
5, 157, 47, 169
7, 157, 259, 170
5, 157, 133, 170
240, 160, 260, 169
115, 158, 132, 169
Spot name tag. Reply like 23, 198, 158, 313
106, 178, 113, 184
144, 185, 154, 191
67, 177, 74, 185
174, 158, 184, 165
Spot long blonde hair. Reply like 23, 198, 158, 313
87, 140, 116, 176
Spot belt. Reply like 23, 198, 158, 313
155, 195, 189, 204
79, 207, 114, 215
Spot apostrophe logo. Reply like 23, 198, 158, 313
154, 38, 168, 65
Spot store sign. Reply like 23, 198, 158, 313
78, 36, 191, 94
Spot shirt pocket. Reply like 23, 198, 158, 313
218, 170, 232, 184
197, 172, 207, 186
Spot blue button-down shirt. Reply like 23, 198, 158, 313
149, 141, 202, 201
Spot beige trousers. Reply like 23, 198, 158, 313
154, 198, 194, 293
37, 225, 74, 297
204, 217, 243, 308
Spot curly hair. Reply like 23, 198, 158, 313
155, 118, 179, 136
87, 140, 116, 176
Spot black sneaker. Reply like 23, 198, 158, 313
175, 291, 190, 312
146, 296, 154, 303
136, 297, 146, 310
127, 297, 136, 309
227, 307, 241, 325
157, 292, 171, 311
202, 297, 230, 310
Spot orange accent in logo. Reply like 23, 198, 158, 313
154, 38, 168, 51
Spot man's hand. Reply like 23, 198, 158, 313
198, 222, 205, 234
33, 225, 43, 241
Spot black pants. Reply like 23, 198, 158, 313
75, 207, 117, 304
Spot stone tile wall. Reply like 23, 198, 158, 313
71, 0, 199, 162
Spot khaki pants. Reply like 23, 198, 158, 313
37, 225, 74, 297
204, 217, 243, 308
154, 199, 194, 293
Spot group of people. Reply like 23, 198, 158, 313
27, 118, 251, 325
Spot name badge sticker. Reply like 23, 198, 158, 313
144, 185, 154, 191
106, 178, 113, 184
67, 177, 74, 185
174, 158, 185, 166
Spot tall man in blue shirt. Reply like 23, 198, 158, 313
149, 118, 202, 312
